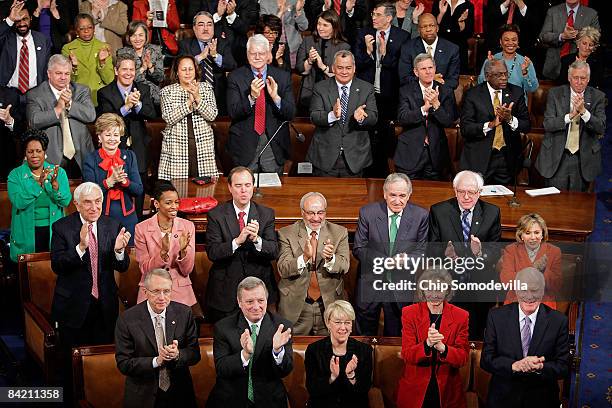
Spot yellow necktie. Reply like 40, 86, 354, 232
61, 110, 76, 159
492, 91, 506, 150
565, 114, 580, 154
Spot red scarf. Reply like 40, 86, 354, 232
98, 148, 132, 216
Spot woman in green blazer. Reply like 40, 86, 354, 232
8, 129, 72, 262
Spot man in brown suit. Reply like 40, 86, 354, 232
277, 192, 350, 335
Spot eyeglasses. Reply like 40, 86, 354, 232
147, 289, 171, 297
262, 30, 278, 36
371, 12, 386, 18
303, 210, 326, 217
331, 320, 352, 327
455, 189, 480, 198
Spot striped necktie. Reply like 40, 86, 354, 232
340, 85, 348, 124
247, 324, 258, 402
521, 316, 531, 357
461, 209, 470, 243
18, 38, 29, 94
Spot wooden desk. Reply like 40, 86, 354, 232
173, 177, 595, 242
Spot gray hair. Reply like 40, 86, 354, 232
568, 60, 591, 77
47, 54, 72, 71
483, 57, 504, 76
333, 49, 355, 65
193, 11, 213, 26
73, 182, 103, 203
144, 268, 173, 288
515, 266, 545, 297
114, 53, 136, 70
324, 300, 355, 324
247, 34, 270, 53
413, 52, 436, 69
452, 170, 484, 190
300, 192, 327, 210
576, 26, 600, 49
376, 2, 396, 19
383, 173, 413, 194
237, 276, 268, 300
415, 267, 454, 302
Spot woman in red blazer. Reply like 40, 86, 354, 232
499, 213, 562, 309
397, 268, 469, 408
134, 182, 197, 306
132, 0, 180, 56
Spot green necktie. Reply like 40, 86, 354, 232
247, 324, 258, 402
389, 213, 400, 254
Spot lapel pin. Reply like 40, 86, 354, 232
504, 93, 510, 98
586, 102, 591, 105
172, 321, 175, 325
475, 221, 479, 225
36, 46, 41, 51
122, 155, 127, 160
174, 234, 178, 238
356, 88, 360, 92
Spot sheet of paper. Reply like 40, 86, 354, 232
480, 185, 514, 196
297, 162, 313, 174
254, 173, 282, 187
150, 0, 168, 28
525, 187, 561, 197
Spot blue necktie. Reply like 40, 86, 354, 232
461, 209, 470, 243
340, 85, 349, 124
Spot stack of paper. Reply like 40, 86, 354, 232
525, 187, 561, 197
480, 185, 514, 196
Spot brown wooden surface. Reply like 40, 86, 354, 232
174, 177, 595, 242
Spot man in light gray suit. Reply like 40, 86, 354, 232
539, 0, 599, 80
535, 60, 605, 192
308, 50, 377, 177
277, 192, 350, 335
26, 54, 96, 177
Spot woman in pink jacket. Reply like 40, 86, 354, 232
135, 182, 197, 306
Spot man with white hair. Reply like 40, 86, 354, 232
26, 53, 96, 177
481, 267, 569, 408
535, 60, 606, 192
226, 34, 295, 174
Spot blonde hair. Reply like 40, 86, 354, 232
515, 213, 548, 242
95, 113, 125, 137
324, 300, 355, 324
576, 26, 600, 50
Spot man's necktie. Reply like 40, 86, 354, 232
426, 45, 433, 57
61, 110, 76, 159
247, 324, 258, 402
333, 0, 341, 15
560, 9, 574, 57
389, 213, 399, 254
88, 224, 99, 299
154, 315, 171, 392
254, 73, 266, 135
307, 231, 321, 300
238, 211, 246, 231
18, 38, 29, 94
201, 43, 215, 85
492, 91, 506, 150
506, 1, 515, 24
340, 85, 348, 124
566, 114, 580, 154
461, 209, 470, 243
521, 316, 532, 357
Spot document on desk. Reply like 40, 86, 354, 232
254, 173, 282, 187
480, 185, 514, 196
525, 187, 561, 197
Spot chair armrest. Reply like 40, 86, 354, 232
23, 301, 55, 341
368, 387, 385, 408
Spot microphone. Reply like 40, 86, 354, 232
289, 123, 305, 143
508, 138, 534, 208
254, 120, 291, 198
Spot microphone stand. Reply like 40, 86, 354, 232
254, 120, 291, 198
508, 139, 534, 208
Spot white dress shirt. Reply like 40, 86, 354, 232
8, 31, 38, 90
75, 214, 125, 260
240, 316, 286, 366
483, 82, 518, 134
518, 304, 539, 339
231, 201, 263, 252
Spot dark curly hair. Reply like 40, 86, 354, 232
21, 128, 49, 153
153, 181, 179, 201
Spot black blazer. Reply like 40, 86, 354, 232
459, 82, 530, 176
0, 21, 52, 87
96, 81, 157, 174
481, 303, 569, 408
50, 213, 130, 331
226, 65, 295, 167
115, 301, 201, 408
307, 0, 367, 43
398, 36, 461, 89
178, 25, 237, 116
305, 336, 373, 408
0, 86, 24, 180
354, 25, 409, 101
207, 311, 293, 408
394, 80, 457, 173
205, 201, 279, 313
432, 0, 474, 71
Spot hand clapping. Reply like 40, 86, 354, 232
272, 323, 292, 353
114, 227, 131, 252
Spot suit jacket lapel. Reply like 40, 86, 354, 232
345, 83, 360, 130
147, 214, 163, 248
315, 222, 329, 268
416, 303, 433, 343
470, 201, 483, 237
528, 306, 549, 356
510, 303, 524, 359
448, 199, 464, 241
327, 79, 340, 113
439, 302, 456, 337
482, 84, 495, 118
398, 205, 415, 241
254, 313, 272, 360
224, 201, 241, 239
8, 36, 17, 77
247, 202, 260, 227
138, 302, 159, 351
165, 303, 177, 343
375, 203, 390, 255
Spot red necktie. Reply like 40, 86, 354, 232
580, 0, 588, 5
560, 9, 574, 57
333, 0, 341, 15
88, 224, 99, 299
18, 38, 29, 94
238, 211, 246, 231
506, 1, 515, 24
379, 30, 385, 42
254, 73, 266, 136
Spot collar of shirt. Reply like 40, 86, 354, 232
518, 304, 539, 331
422, 36, 439, 55
569, 89, 584, 110
49, 83, 65, 101
16, 32, 33, 45
444, 0, 466, 9
457, 204, 474, 220
146, 300, 167, 322
377, 27, 391, 41
305, 225, 322, 238
335, 80, 352, 95
566, 3, 579, 15
116, 82, 133, 96
244, 316, 263, 333
251, 65, 268, 80
387, 207, 403, 219
418, 81, 434, 95
486, 82, 503, 103
233, 201, 251, 220
526, 244, 540, 259
79, 214, 98, 238
199, 39, 211, 51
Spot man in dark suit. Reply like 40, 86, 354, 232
353, 173, 428, 336
51, 181, 130, 395
205, 166, 279, 323
398, 13, 460, 89
460, 58, 530, 185
0, 85, 23, 180
535, 60, 605, 192
484, 0, 542, 59
307, 0, 367, 44
179, 11, 236, 116
212, 0, 259, 66
394, 52, 457, 180
115, 268, 200, 408
97, 54, 156, 217
308, 50, 378, 177
227, 34, 295, 173
428, 170, 501, 338
354, 2, 409, 177
481, 267, 569, 408
207, 276, 293, 408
